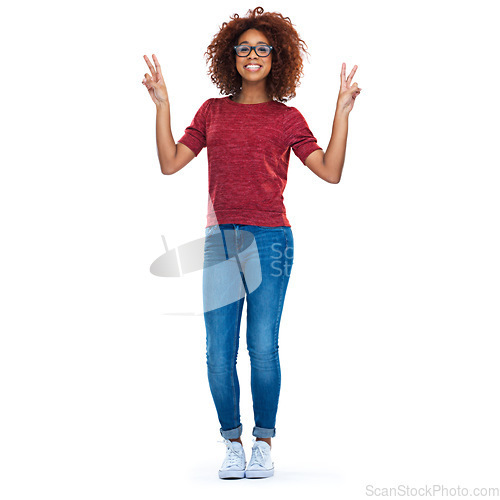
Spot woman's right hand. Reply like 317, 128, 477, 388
142, 54, 169, 106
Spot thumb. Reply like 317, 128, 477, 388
142, 74, 155, 87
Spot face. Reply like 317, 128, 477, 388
235, 29, 272, 82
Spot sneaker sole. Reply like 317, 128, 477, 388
245, 468, 274, 479
219, 470, 245, 479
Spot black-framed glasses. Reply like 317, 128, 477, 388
233, 44, 273, 57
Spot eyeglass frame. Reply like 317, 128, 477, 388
233, 44, 274, 57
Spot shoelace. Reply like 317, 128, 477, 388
249, 439, 267, 467
217, 439, 244, 467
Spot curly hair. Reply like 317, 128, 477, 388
204, 6, 310, 103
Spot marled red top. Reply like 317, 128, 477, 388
178, 96, 323, 228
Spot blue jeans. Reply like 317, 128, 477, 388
203, 224, 294, 440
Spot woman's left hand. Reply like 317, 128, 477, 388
337, 63, 362, 114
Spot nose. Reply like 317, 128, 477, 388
247, 52, 260, 63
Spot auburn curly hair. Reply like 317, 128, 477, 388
204, 6, 311, 103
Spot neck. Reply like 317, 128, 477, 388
233, 83, 270, 104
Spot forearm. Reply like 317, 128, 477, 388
155, 101, 177, 175
323, 107, 349, 183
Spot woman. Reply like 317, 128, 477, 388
142, 6, 361, 480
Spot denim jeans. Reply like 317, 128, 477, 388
203, 224, 294, 440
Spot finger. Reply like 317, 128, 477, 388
346, 66, 358, 85
144, 55, 157, 79
340, 62, 346, 86
144, 54, 155, 75
152, 54, 164, 81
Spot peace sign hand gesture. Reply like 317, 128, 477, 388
142, 54, 169, 106
337, 63, 362, 114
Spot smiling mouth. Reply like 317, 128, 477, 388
244, 64, 262, 71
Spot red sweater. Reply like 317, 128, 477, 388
178, 96, 323, 228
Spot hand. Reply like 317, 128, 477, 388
142, 54, 169, 105
337, 63, 362, 114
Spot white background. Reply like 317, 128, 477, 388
1, 0, 499, 498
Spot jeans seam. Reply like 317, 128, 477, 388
270, 228, 287, 434
229, 225, 242, 429
283, 226, 288, 248
231, 293, 243, 428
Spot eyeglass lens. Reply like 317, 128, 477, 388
236, 45, 270, 56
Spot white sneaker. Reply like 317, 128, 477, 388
245, 438, 274, 478
217, 439, 246, 479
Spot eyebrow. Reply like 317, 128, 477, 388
239, 41, 267, 44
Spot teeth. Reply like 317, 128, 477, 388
245, 65, 261, 68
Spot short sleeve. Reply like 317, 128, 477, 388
178, 99, 211, 157
283, 107, 323, 165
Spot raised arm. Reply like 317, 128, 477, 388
155, 102, 196, 175
305, 63, 362, 184
142, 54, 196, 175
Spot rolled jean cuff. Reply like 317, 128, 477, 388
252, 426, 276, 438
220, 424, 243, 439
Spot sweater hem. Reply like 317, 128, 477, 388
206, 209, 291, 228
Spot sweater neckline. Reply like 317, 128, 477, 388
225, 96, 275, 106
